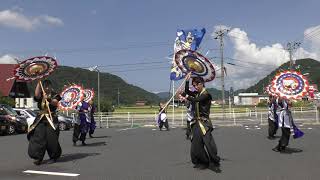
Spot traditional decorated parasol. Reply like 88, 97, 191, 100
83, 89, 95, 102
174, 49, 216, 82
59, 84, 84, 111
265, 84, 276, 96
156, 49, 217, 125
271, 70, 309, 100
14, 56, 57, 81
13, 56, 58, 131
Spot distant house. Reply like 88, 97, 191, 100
234, 93, 268, 106
135, 100, 147, 106
0, 64, 30, 98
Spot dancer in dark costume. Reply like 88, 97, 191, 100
73, 98, 90, 146
181, 74, 220, 169
267, 95, 278, 139
88, 100, 96, 138
273, 97, 293, 152
179, 92, 194, 140
158, 102, 169, 131
27, 80, 62, 165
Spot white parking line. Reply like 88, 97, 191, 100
23, 170, 79, 177
117, 127, 139, 131
144, 125, 156, 127
245, 128, 250, 130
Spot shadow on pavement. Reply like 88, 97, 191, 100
280, 147, 303, 154
53, 152, 100, 163
85, 141, 107, 147
90, 135, 111, 139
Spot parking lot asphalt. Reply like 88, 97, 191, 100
0, 124, 320, 180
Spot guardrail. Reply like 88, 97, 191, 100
72, 106, 319, 129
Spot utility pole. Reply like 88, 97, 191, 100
89, 66, 100, 112
214, 28, 230, 120
117, 88, 120, 107
98, 69, 100, 112
287, 42, 301, 70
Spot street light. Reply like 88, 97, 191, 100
88, 66, 100, 113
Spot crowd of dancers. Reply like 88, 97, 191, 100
27, 80, 96, 165
267, 95, 301, 152
26, 76, 301, 170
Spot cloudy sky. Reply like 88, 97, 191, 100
0, 0, 319, 92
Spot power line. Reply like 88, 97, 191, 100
225, 62, 275, 72
225, 57, 279, 67
303, 26, 320, 40
109, 66, 170, 73
0, 41, 172, 56
80, 60, 170, 69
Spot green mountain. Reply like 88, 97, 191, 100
158, 58, 319, 101
244, 58, 320, 94
28, 66, 160, 107
206, 88, 229, 100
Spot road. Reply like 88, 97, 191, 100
0, 123, 319, 180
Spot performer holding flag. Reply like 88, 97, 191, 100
180, 74, 220, 169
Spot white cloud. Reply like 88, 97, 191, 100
213, 25, 231, 32
0, 9, 63, 31
227, 28, 289, 66
210, 26, 320, 90
212, 27, 289, 90
39, 15, 64, 26
0, 55, 18, 64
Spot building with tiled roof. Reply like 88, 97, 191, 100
0, 64, 30, 98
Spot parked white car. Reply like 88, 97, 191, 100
13, 108, 73, 131
13, 108, 37, 128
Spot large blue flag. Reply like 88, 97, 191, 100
170, 28, 206, 81
174, 28, 206, 52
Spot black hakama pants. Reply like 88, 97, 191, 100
159, 120, 169, 130
186, 121, 191, 138
268, 118, 278, 137
190, 121, 220, 166
279, 127, 291, 147
28, 118, 61, 161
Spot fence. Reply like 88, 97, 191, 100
72, 106, 319, 129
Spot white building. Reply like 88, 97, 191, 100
15, 97, 38, 109
234, 93, 268, 106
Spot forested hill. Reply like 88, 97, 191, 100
28, 66, 160, 106
244, 58, 320, 94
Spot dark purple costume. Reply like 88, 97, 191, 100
73, 101, 90, 144
89, 105, 96, 136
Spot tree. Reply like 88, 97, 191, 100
0, 93, 15, 107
